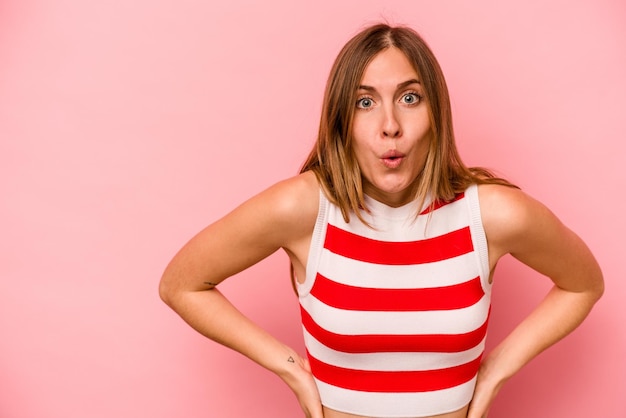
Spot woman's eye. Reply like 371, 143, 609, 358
357, 97, 374, 109
401, 93, 421, 105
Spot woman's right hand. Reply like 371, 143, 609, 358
280, 353, 324, 418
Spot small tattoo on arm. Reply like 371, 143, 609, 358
287, 356, 295, 363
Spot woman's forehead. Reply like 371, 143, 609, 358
359, 47, 420, 88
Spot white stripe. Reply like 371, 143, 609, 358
329, 197, 470, 243
315, 377, 475, 418
301, 294, 490, 336
316, 249, 481, 289
304, 328, 486, 371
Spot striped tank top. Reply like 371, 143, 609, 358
296, 184, 491, 417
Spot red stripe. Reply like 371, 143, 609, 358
324, 225, 474, 265
311, 274, 484, 311
300, 306, 490, 354
307, 350, 482, 393
420, 192, 465, 215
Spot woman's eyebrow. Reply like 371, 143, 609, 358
357, 79, 421, 92
397, 79, 421, 89
357, 85, 377, 92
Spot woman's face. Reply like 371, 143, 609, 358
352, 47, 432, 207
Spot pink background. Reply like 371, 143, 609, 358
1, 1, 624, 417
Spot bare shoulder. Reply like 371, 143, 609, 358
477, 184, 548, 236
477, 183, 602, 291
270, 170, 319, 216
162, 171, 320, 289
477, 183, 559, 256
259, 170, 319, 233
231, 170, 320, 249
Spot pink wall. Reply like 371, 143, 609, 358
1, 1, 624, 417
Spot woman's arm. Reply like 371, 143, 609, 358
159, 172, 324, 418
467, 184, 604, 418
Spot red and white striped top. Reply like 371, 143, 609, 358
297, 184, 491, 417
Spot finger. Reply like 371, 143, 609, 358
303, 403, 324, 418
467, 398, 487, 418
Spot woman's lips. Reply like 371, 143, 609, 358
381, 150, 405, 169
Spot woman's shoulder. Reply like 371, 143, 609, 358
476, 183, 535, 233
476, 182, 542, 221
260, 170, 320, 230
268, 170, 319, 208
476, 183, 564, 258
212, 171, 320, 252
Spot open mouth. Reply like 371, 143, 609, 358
381, 151, 405, 168
381, 150, 405, 159
381, 150, 405, 168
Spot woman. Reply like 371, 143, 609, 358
159, 24, 603, 418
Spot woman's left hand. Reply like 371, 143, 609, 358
466, 360, 504, 418
466, 185, 604, 417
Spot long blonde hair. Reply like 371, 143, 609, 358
301, 24, 515, 225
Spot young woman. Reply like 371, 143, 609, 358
159, 24, 603, 418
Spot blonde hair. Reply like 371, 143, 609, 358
301, 24, 515, 224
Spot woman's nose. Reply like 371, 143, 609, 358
382, 106, 401, 138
